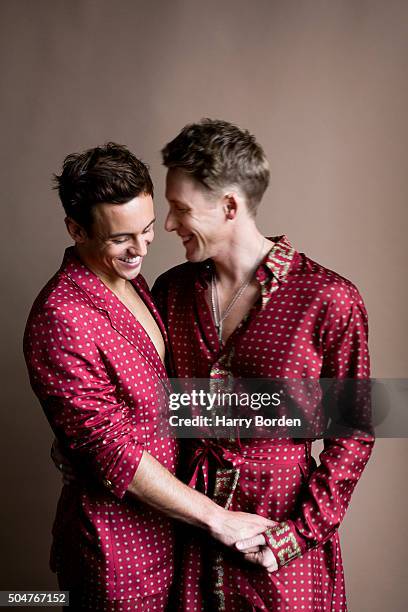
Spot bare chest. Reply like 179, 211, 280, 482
208, 281, 261, 345
121, 288, 165, 363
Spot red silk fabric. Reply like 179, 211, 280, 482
153, 235, 373, 612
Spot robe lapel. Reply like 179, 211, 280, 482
103, 292, 168, 382
61, 247, 168, 383
130, 275, 170, 355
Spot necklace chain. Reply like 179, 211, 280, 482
210, 238, 266, 342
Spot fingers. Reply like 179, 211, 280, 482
232, 516, 279, 543
248, 516, 277, 532
266, 562, 278, 573
251, 516, 278, 530
244, 551, 275, 569
241, 546, 261, 553
244, 551, 262, 564
241, 525, 269, 542
236, 534, 266, 551
213, 512, 279, 549
244, 548, 278, 573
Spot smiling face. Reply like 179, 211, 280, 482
164, 168, 228, 262
66, 194, 155, 286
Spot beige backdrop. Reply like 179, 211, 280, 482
0, 1, 407, 610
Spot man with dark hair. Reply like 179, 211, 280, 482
24, 142, 273, 611
153, 119, 374, 611
55, 142, 155, 231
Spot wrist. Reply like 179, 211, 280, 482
203, 501, 225, 533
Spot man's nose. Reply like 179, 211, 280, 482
137, 239, 148, 257
165, 210, 177, 232
128, 239, 147, 257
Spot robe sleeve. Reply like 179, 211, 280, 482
151, 273, 178, 376
151, 273, 169, 325
23, 307, 145, 500
265, 288, 374, 568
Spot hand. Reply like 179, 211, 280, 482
236, 533, 279, 573
208, 508, 275, 548
50, 438, 76, 485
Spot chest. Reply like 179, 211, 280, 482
168, 285, 325, 378
92, 312, 166, 410
120, 288, 165, 364
208, 281, 261, 345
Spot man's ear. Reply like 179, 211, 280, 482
65, 217, 88, 243
223, 194, 238, 220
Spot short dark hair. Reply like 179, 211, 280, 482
161, 119, 270, 215
53, 142, 153, 231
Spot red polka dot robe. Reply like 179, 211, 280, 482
24, 247, 178, 609
152, 235, 373, 612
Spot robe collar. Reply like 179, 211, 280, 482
59, 246, 168, 381
197, 234, 296, 302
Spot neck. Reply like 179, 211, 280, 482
75, 245, 128, 297
211, 222, 273, 286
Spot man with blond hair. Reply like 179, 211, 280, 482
152, 118, 373, 611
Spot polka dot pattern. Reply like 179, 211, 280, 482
152, 235, 374, 611
24, 247, 178, 606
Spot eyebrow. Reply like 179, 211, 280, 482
144, 217, 156, 230
109, 218, 155, 238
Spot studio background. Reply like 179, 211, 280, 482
0, 1, 407, 610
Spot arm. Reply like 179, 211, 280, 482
24, 307, 144, 498
51, 437, 274, 547
238, 290, 374, 569
128, 450, 275, 547
25, 308, 272, 546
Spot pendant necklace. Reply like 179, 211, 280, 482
210, 237, 266, 343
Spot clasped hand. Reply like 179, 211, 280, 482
51, 439, 278, 572
210, 509, 278, 572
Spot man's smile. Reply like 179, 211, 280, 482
117, 255, 142, 267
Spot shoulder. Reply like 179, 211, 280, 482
152, 261, 202, 296
25, 270, 97, 334
295, 253, 366, 311
24, 283, 101, 365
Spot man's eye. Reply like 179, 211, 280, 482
112, 238, 128, 244
143, 225, 154, 234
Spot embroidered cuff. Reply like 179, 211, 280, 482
264, 521, 305, 568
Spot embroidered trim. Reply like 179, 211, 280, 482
261, 236, 296, 308
264, 521, 302, 567
213, 467, 240, 510
264, 236, 295, 281
213, 552, 226, 611
211, 467, 240, 610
